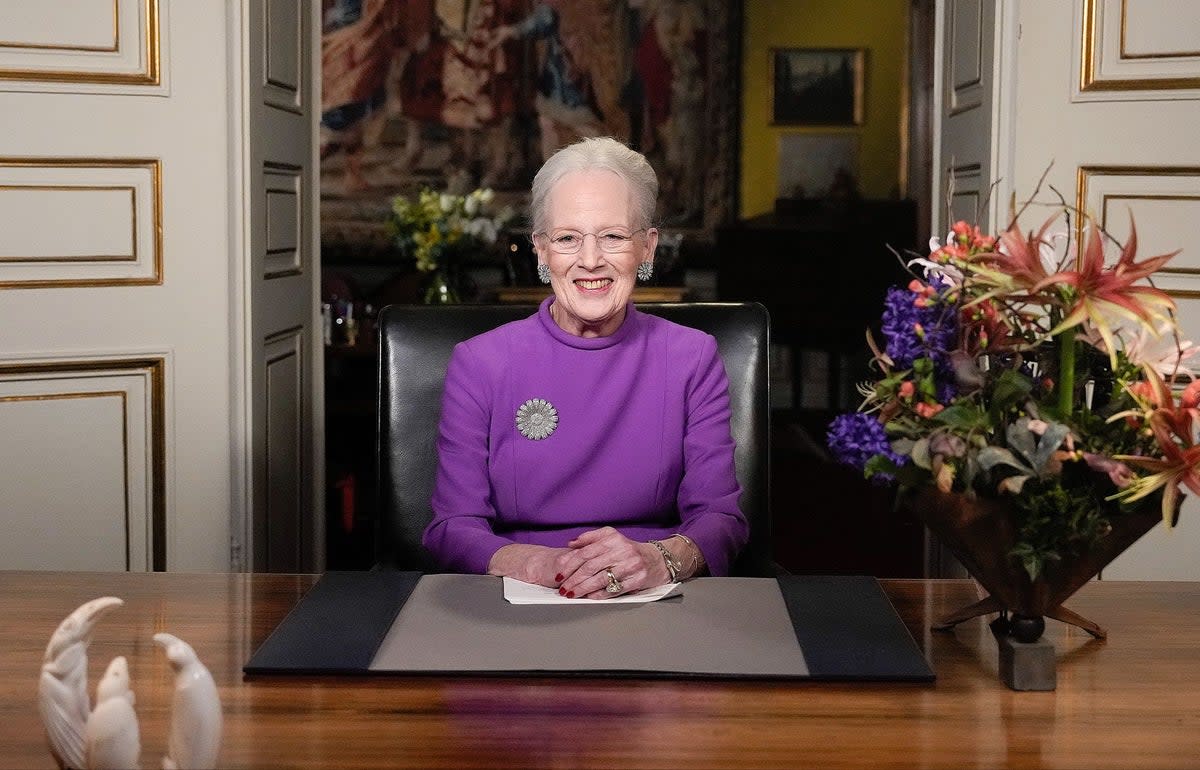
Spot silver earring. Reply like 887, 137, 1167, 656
636, 261, 654, 282
536, 263, 551, 284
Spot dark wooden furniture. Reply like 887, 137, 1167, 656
717, 200, 925, 577
4, 571, 1200, 769
717, 200, 918, 409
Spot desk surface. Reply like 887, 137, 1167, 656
2, 572, 1198, 770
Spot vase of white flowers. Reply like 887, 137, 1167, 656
387, 187, 515, 304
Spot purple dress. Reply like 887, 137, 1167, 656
423, 298, 748, 575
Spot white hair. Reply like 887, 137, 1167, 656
529, 137, 659, 234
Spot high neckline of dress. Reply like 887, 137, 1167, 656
537, 296, 638, 350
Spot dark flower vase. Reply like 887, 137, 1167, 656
910, 487, 1164, 640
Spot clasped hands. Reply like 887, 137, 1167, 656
488, 527, 672, 599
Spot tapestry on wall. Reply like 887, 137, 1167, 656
319, 0, 740, 260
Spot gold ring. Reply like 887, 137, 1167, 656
605, 567, 622, 594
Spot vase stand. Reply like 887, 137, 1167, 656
933, 593, 1107, 639
990, 619, 1057, 691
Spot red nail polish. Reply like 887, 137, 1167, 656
566, 591, 575, 598
555, 573, 563, 582
558, 587, 566, 595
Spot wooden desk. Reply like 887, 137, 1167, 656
3, 572, 1198, 769
492, 286, 690, 303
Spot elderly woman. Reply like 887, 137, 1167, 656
422, 136, 748, 598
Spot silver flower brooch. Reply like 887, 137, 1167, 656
516, 398, 558, 440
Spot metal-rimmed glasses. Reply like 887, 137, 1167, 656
533, 228, 648, 256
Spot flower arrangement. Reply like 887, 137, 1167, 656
827, 198, 1195, 581
387, 187, 515, 273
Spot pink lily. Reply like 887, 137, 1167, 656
1034, 217, 1178, 365
1115, 367, 1200, 525
990, 214, 1061, 291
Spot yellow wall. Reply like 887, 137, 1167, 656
741, 0, 910, 218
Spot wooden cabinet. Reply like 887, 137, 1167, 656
323, 341, 379, 569
718, 200, 926, 577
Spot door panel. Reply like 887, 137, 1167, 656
934, 0, 1001, 234
0, 2, 234, 571
240, 0, 322, 572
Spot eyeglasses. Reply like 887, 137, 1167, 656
534, 228, 647, 255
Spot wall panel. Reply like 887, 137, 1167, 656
948, 0, 984, 113
1080, 0, 1200, 93
263, 328, 303, 571
0, 0, 160, 86
263, 0, 301, 112
0, 157, 161, 288
1077, 165, 1200, 294
0, 356, 164, 570
263, 163, 301, 278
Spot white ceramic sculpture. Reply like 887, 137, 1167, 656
38, 598, 223, 770
155, 633, 222, 770
38, 596, 125, 769
84, 657, 140, 770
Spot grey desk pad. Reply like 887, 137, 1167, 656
243, 571, 935, 681
371, 574, 809, 676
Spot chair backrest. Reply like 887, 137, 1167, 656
376, 302, 773, 575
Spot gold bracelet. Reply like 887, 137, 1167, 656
648, 539, 680, 582
670, 534, 702, 578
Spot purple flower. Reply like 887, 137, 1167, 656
937, 378, 959, 404
881, 285, 960, 403
881, 287, 958, 370
827, 413, 907, 478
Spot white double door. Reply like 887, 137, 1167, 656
0, 1, 321, 573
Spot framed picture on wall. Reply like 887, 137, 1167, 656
776, 133, 860, 200
770, 48, 865, 126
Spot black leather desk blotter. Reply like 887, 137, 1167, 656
244, 572, 933, 682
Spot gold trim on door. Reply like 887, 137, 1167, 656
1120, 0, 1200, 59
0, 0, 159, 85
0, 356, 167, 570
0, 185, 137, 263
1081, 0, 1200, 91
1075, 165, 1200, 255
0, 157, 162, 289
1098, 193, 1200, 276
0, 0, 119, 52
0, 390, 132, 568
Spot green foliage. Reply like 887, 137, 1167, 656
988, 369, 1033, 418
1008, 474, 1112, 581
933, 403, 988, 431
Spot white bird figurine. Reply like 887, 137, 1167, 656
38, 596, 124, 770
154, 633, 222, 770
84, 656, 140, 770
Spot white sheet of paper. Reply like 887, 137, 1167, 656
502, 577, 682, 605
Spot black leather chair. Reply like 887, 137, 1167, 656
376, 302, 774, 576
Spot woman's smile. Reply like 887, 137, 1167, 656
574, 277, 613, 292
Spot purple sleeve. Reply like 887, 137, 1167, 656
422, 342, 513, 573
674, 335, 749, 576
